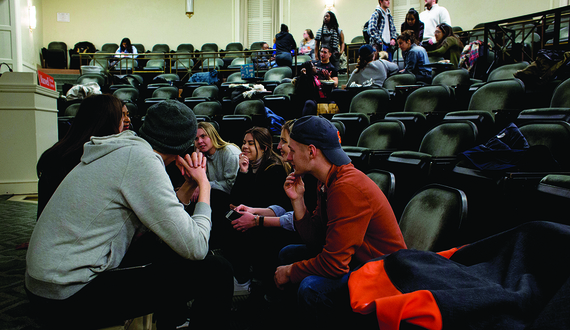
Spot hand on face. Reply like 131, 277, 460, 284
284, 172, 305, 201
176, 152, 208, 185
238, 152, 250, 173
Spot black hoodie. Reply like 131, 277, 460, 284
275, 31, 296, 54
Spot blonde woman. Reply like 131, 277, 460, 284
194, 122, 241, 195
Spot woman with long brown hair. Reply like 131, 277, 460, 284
428, 23, 464, 69
226, 126, 293, 296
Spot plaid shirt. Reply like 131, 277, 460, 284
368, 6, 397, 46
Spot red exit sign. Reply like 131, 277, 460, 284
38, 71, 56, 91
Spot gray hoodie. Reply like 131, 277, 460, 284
26, 131, 211, 300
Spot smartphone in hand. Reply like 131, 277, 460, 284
225, 210, 242, 221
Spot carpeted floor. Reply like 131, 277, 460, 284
0, 195, 289, 330
0, 195, 41, 330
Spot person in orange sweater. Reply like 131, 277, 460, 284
274, 115, 406, 326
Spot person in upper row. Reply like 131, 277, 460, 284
274, 24, 296, 67
299, 29, 316, 60
368, 0, 397, 61
428, 23, 464, 69
114, 37, 138, 67
347, 44, 398, 88
401, 8, 424, 44
420, 0, 451, 50
315, 11, 345, 70
314, 46, 339, 87
397, 30, 432, 83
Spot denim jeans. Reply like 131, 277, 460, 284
278, 244, 360, 328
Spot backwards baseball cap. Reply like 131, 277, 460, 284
138, 100, 197, 155
359, 44, 375, 58
289, 115, 351, 166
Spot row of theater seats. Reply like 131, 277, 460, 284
42, 40, 272, 70
57, 67, 570, 251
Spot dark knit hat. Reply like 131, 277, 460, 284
359, 44, 375, 58
138, 100, 197, 155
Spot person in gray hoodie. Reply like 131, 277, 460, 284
25, 100, 233, 329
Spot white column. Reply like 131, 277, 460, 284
0, 72, 59, 194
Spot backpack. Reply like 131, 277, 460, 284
189, 70, 219, 84
363, 21, 371, 44
264, 107, 285, 135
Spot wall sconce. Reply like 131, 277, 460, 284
325, 0, 334, 10
29, 6, 37, 31
186, 0, 194, 18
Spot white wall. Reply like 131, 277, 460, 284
36, 0, 569, 62
42, 0, 234, 52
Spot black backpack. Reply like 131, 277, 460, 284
363, 21, 371, 44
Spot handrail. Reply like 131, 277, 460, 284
76, 48, 303, 80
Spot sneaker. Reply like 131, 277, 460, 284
233, 277, 251, 296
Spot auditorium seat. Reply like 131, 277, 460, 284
342, 119, 406, 171
101, 43, 119, 53
398, 184, 467, 251
113, 87, 139, 104
366, 169, 396, 202
143, 59, 165, 71
76, 74, 106, 88
516, 107, 570, 126
184, 86, 219, 108
550, 77, 570, 108
220, 115, 254, 145
331, 113, 371, 147
199, 58, 224, 70
263, 82, 296, 120
177, 43, 195, 53
388, 120, 478, 174
132, 43, 145, 53
150, 86, 179, 99
403, 85, 453, 114
384, 112, 427, 151
42, 41, 68, 69
468, 79, 525, 112
192, 101, 223, 118
383, 73, 416, 93
228, 57, 252, 70
152, 44, 170, 53
348, 89, 390, 116
224, 42, 244, 60
262, 67, 293, 91
192, 85, 219, 99
487, 62, 530, 82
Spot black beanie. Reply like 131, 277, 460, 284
138, 100, 197, 155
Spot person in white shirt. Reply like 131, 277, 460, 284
419, 0, 451, 50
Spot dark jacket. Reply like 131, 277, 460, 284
275, 32, 296, 55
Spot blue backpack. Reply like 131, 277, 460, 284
189, 70, 219, 84
264, 107, 285, 135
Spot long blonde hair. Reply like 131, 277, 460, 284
196, 122, 238, 152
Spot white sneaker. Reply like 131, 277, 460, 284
233, 277, 251, 296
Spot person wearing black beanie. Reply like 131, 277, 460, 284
26, 100, 233, 329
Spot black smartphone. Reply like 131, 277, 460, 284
225, 210, 242, 221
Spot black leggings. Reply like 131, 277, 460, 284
26, 233, 233, 330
